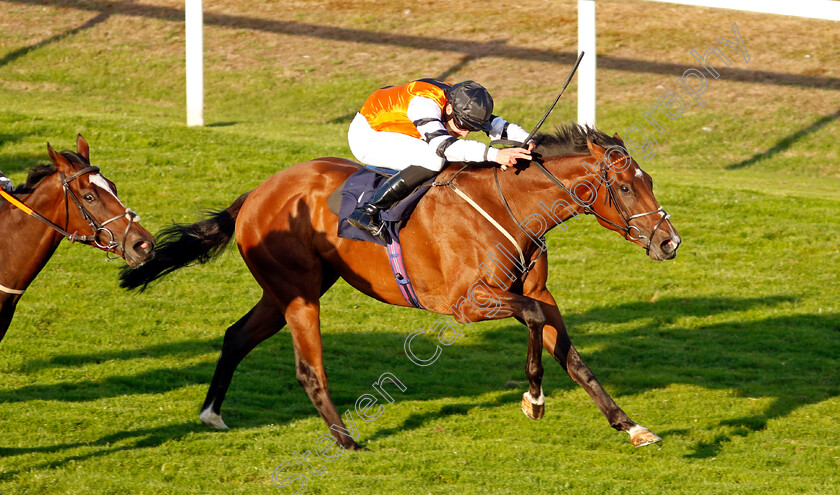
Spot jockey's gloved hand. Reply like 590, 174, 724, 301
0, 175, 13, 194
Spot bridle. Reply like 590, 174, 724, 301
494, 154, 670, 255
530, 157, 670, 254
4, 165, 140, 258
60, 165, 140, 257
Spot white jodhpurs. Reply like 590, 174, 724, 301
348, 113, 446, 172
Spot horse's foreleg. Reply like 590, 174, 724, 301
534, 291, 661, 447
460, 287, 545, 420
200, 295, 285, 429
285, 298, 361, 450
517, 302, 546, 421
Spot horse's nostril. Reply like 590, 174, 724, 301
661, 239, 674, 253
135, 240, 153, 255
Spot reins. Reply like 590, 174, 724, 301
434, 149, 672, 282
0, 165, 141, 295
433, 166, 533, 274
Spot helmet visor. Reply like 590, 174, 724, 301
453, 114, 491, 132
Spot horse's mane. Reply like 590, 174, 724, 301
16, 150, 87, 192
20, 164, 57, 191
533, 123, 623, 158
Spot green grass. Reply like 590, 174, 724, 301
1, 2, 839, 494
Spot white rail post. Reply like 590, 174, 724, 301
577, 0, 596, 127
186, 0, 204, 127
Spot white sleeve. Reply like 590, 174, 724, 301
407, 97, 498, 163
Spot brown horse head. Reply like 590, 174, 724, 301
44, 134, 155, 267
581, 136, 681, 260
534, 125, 680, 261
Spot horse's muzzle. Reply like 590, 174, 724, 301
123, 230, 156, 267
650, 233, 680, 261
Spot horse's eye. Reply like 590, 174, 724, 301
84, 193, 95, 202
620, 184, 631, 193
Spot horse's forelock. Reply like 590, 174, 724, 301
60, 150, 89, 167
20, 150, 90, 191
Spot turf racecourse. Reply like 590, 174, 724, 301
1, 0, 838, 493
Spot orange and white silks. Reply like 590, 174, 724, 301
359, 80, 450, 138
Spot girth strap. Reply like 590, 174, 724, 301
386, 239, 424, 309
0, 282, 25, 295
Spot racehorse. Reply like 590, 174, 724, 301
120, 124, 680, 449
0, 135, 155, 341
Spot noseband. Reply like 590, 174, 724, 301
530, 159, 670, 254
59, 166, 140, 257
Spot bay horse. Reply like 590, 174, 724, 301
120, 124, 680, 449
0, 135, 155, 341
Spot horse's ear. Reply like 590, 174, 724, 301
47, 143, 72, 172
586, 139, 606, 160
612, 133, 625, 144
76, 134, 90, 161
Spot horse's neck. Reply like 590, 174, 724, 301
429, 158, 598, 269
0, 179, 67, 291
498, 154, 599, 225
542, 153, 604, 215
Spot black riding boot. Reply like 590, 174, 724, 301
347, 171, 412, 242
348, 166, 438, 242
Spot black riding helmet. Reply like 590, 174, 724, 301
447, 81, 494, 132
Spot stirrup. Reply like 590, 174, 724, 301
352, 220, 387, 243
347, 208, 388, 243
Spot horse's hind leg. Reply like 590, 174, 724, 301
240, 240, 357, 449
200, 294, 286, 429
284, 297, 361, 450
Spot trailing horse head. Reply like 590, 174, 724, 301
582, 135, 681, 261
44, 134, 155, 267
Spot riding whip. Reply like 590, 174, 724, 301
491, 51, 586, 148
522, 50, 585, 145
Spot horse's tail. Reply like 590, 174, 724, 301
119, 191, 252, 291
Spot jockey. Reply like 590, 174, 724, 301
347, 79, 535, 240
0, 171, 13, 194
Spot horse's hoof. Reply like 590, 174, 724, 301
628, 425, 661, 447
520, 391, 545, 420
199, 408, 229, 430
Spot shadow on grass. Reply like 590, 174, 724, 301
15, 338, 223, 373
726, 107, 840, 170
7, 0, 840, 91
561, 298, 839, 458
1, 295, 837, 462
0, 422, 203, 482
0, 134, 43, 175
